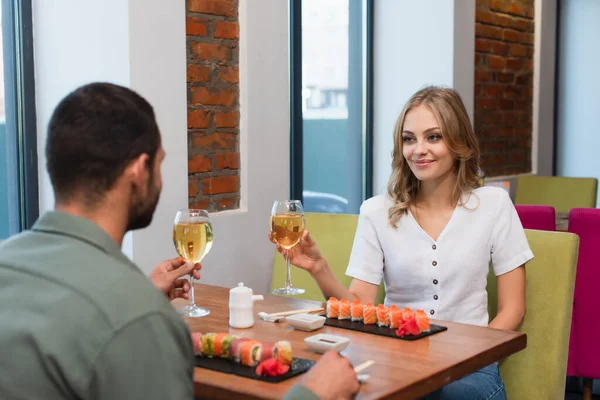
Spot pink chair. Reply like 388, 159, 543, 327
567, 208, 600, 400
514, 205, 556, 231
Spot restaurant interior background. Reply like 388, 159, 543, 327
1, 0, 598, 394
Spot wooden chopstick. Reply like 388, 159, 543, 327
267, 307, 324, 317
354, 360, 375, 374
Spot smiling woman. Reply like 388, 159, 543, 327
270, 85, 533, 400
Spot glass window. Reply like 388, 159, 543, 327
1, 0, 38, 239
290, 0, 373, 214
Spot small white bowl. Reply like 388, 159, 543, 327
304, 333, 351, 353
286, 313, 326, 331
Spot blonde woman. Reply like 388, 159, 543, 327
271, 86, 533, 399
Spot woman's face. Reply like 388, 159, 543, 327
401, 104, 456, 182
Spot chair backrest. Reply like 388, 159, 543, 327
514, 205, 556, 231
487, 229, 579, 400
270, 212, 385, 304
515, 176, 598, 213
567, 208, 600, 378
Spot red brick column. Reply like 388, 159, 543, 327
186, 0, 240, 211
474, 0, 535, 177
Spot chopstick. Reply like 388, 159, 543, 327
267, 307, 324, 317
354, 360, 375, 374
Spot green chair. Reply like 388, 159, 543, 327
515, 176, 598, 213
270, 212, 385, 304
487, 229, 579, 400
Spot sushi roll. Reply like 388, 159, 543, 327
363, 303, 377, 325
229, 337, 251, 362
389, 305, 403, 329
221, 335, 238, 359
201, 332, 217, 357
212, 333, 229, 358
351, 300, 363, 322
401, 308, 415, 321
376, 304, 390, 327
240, 340, 262, 367
273, 341, 293, 365
338, 299, 351, 320
326, 297, 340, 318
260, 342, 274, 361
415, 310, 431, 332
190, 332, 203, 355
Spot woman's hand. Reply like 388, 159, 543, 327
269, 230, 326, 276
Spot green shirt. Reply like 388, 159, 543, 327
0, 211, 193, 400
0, 212, 321, 400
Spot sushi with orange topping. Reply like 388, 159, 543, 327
338, 298, 351, 320
389, 305, 403, 329
376, 304, 390, 327
351, 300, 364, 322
415, 309, 431, 332
326, 297, 339, 318
363, 303, 377, 325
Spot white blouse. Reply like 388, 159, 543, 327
345, 186, 534, 327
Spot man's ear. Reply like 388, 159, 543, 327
124, 153, 151, 186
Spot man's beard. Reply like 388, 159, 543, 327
127, 178, 161, 231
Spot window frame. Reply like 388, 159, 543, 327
2, 0, 38, 232
289, 0, 374, 205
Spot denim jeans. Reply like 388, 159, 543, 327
420, 363, 507, 400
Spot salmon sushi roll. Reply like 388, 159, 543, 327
326, 297, 339, 318
363, 303, 377, 325
338, 298, 351, 320
229, 337, 250, 362
376, 304, 390, 327
351, 300, 363, 322
401, 308, 415, 322
212, 333, 229, 358
273, 341, 293, 365
190, 332, 203, 355
389, 305, 403, 329
201, 332, 217, 357
240, 340, 262, 367
416, 309, 431, 332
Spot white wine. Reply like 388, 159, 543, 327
271, 214, 305, 250
173, 221, 214, 263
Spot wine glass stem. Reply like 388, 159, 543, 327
286, 253, 292, 289
190, 276, 196, 307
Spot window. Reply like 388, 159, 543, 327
0, 0, 38, 239
290, 0, 373, 214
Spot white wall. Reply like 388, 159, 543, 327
555, 0, 600, 207
33, 0, 130, 215
372, 0, 475, 194
199, 0, 290, 291
532, 0, 557, 176
33, 0, 288, 291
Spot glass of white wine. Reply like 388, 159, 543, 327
270, 200, 306, 295
173, 209, 214, 318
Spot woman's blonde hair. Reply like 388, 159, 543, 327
387, 86, 480, 227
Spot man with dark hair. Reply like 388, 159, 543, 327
0, 82, 359, 400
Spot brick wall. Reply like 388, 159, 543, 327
475, 0, 534, 177
186, 0, 240, 211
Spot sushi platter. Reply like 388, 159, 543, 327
191, 332, 315, 382
324, 297, 447, 340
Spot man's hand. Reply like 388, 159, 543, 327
149, 257, 202, 300
299, 351, 360, 400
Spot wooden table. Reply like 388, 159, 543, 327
185, 284, 526, 400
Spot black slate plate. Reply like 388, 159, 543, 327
324, 318, 447, 340
194, 356, 315, 383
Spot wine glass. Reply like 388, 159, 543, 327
173, 209, 214, 317
270, 200, 306, 295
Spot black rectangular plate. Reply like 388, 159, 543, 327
194, 356, 315, 383
324, 318, 447, 340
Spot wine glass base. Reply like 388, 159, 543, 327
178, 304, 210, 318
272, 286, 306, 296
